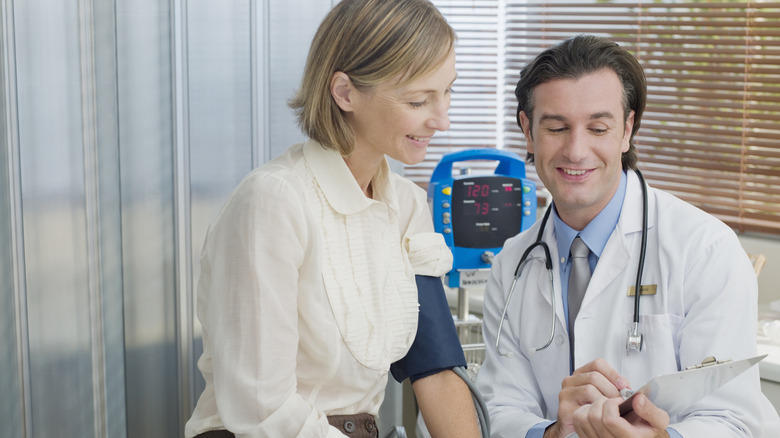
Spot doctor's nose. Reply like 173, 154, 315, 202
561, 129, 590, 162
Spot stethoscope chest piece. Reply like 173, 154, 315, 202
626, 322, 644, 352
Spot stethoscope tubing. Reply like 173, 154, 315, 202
495, 252, 554, 355
495, 169, 649, 357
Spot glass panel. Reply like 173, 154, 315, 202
0, 35, 24, 437
116, 1, 179, 436
268, 0, 328, 159
93, 0, 128, 435
14, 0, 95, 435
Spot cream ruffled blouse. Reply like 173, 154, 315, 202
185, 140, 453, 438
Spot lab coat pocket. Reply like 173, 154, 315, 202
620, 312, 683, 387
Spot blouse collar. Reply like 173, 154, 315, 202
303, 139, 398, 215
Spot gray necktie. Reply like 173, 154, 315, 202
568, 236, 591, 349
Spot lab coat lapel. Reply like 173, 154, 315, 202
581, 171, 653, 307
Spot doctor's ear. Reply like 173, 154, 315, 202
331, 72, 355, 112
518, 111, 534, 151
622, 110, 635, 153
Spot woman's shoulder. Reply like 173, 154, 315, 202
241, 143, 307, 188
213, 144, 310, 218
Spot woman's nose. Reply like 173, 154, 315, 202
427, 100, 450, 132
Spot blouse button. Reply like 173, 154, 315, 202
365, 421, 375, 432
343, 420, 356, 433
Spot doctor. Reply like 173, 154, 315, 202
476, 35, 780, 438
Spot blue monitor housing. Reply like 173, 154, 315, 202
428, 148, 537, 288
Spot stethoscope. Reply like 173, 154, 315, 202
495, 169, 649, 356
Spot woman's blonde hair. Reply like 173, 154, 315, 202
288, 0, 455, 156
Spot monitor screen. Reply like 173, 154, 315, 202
451, 176, 525, 248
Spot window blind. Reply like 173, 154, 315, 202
423, 1, 780, 235
407, 0, 504, 182
505, 1, 780, 234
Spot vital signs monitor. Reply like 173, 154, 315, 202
428, 148, 537, 288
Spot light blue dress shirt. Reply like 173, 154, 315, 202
526, 171, 682, 438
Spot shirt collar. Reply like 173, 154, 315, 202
553, 170, 627, 261
303, 139, 397, 215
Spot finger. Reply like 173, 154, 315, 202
589, 398, 621, 438
573, 358, 631, 392
559, 380, 608, 412
557, 383, 610, 436
563, 370, 628, 398
596, 397, 632, 438
631, 393, 670, 431
572, 403, 600, 438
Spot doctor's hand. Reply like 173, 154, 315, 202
571, 392, 670, 438
544, 359, 631, 438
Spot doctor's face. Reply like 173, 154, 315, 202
519, 68, 634, 230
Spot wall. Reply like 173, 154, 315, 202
739, 234, 780, 307
0, 0, 331, 436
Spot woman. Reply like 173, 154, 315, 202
184, 0, 480, 437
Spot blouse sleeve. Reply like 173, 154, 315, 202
394, 177, 453, 277
199, 169, 344, 438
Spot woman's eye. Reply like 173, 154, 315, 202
409, 101, 427, 108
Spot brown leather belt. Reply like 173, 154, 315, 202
327, 413, 378, 438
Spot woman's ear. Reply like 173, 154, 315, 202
330, 71, 355, 112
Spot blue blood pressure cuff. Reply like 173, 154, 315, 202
390, 275, 467, 383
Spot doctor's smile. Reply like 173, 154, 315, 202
561, 168, 591, 177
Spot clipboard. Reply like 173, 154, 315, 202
618, 354, 766, 416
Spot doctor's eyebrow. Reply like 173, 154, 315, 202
589, 111, 617, 120
539, 114, 564, 122
538, 111, 617, 123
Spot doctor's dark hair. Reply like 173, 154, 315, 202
289, 0, 455, 157
515, 35, 646, 171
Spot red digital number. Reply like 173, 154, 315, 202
467, 184, 490, 198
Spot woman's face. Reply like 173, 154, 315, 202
346, 50, 456, 166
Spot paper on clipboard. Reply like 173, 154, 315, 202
618, 354, 766, 416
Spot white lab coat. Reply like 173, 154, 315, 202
476, 171, 780, 437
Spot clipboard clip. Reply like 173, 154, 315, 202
622, 356, 733, 399
684, 356, 731, 370
619, 354, 765, 416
